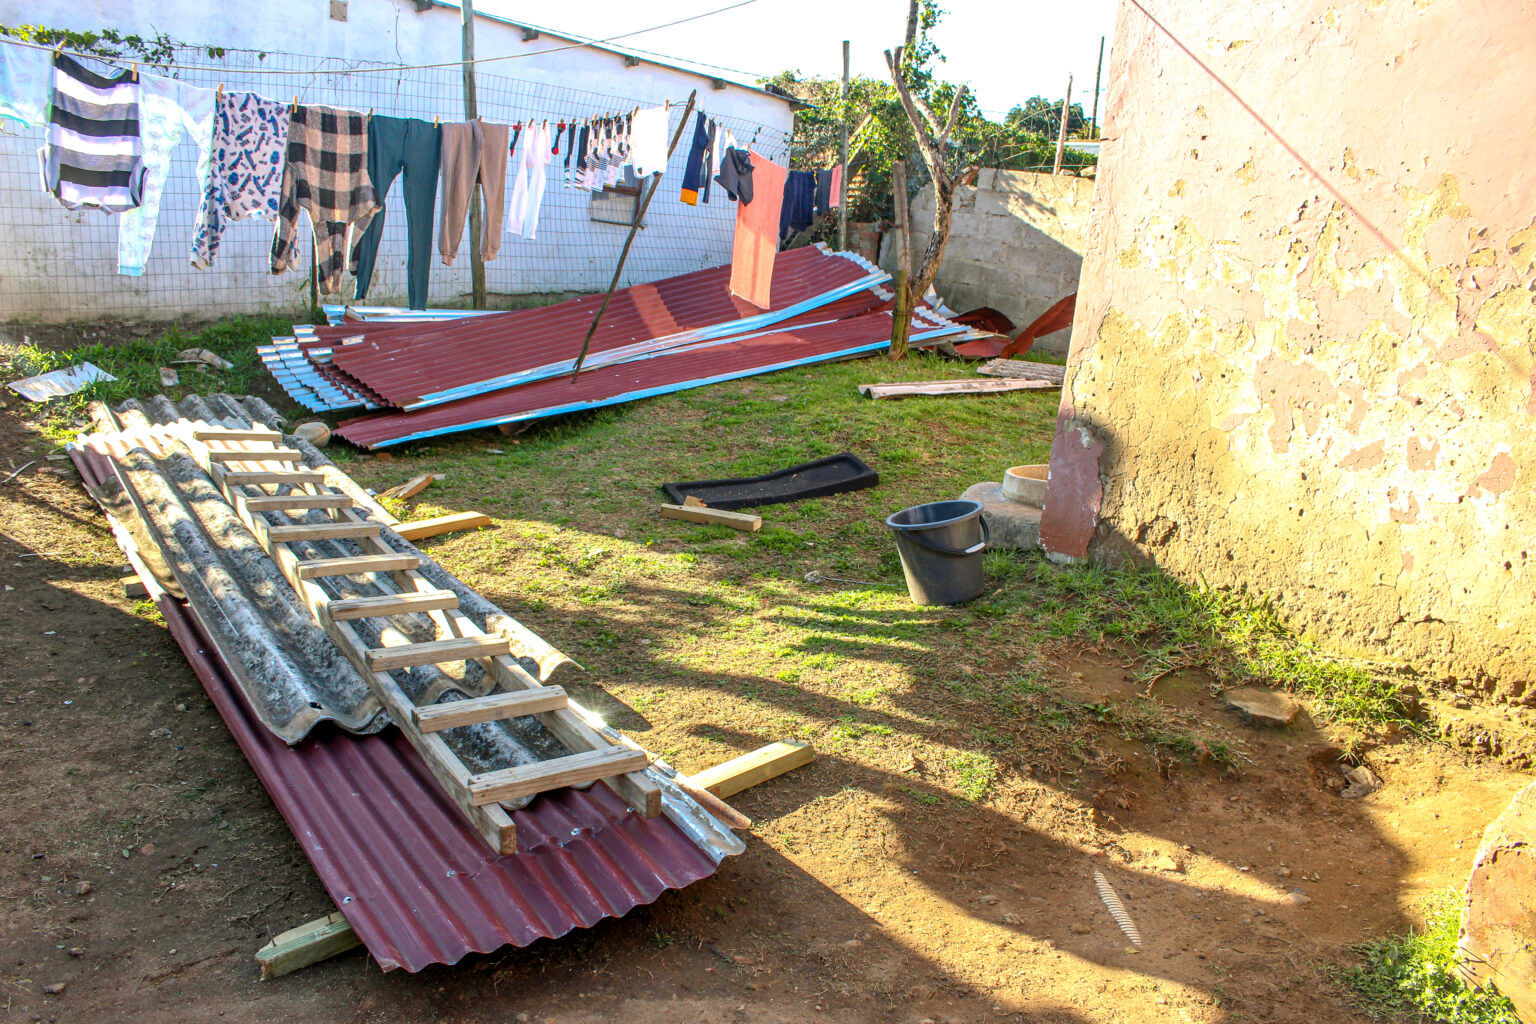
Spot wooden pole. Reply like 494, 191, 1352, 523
889, 159, 912, 359
1091, 36, 1105, 140
1052, 74, 1073, 175
837, 39, 850, 252
461, 0, 486, 309
570, 91, 698, 379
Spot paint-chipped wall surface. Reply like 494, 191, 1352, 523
1048, 0, 1535, 695
882, 170, 1094, 354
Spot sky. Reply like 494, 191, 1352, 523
478, 0, 1120, 123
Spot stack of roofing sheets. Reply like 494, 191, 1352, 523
259, 246, 984, 447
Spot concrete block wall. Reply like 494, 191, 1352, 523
879, 169, 1095, 354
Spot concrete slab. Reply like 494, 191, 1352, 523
960, 482, 1042, 550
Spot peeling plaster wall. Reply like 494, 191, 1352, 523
1050, 0, 1536, 695
880, 170, 1095, 353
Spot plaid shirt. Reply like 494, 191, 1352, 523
271, 104, 379, 295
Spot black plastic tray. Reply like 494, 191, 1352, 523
663, 453, 878, 510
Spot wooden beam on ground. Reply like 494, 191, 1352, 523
393, 512, 491, 542
379, 472, 435, 500
414, 686, 569, 733
121, 575, 147, 599
659, 503, 762, 533
467, 747, 650, 805
295, 553, 421, 579
267, 522, 381, 543
976, 358, 1068, 384
328, 589, 460, 622
858, 378, 1058, 400
689, 741, 816, 798
364, 634, 511, 672
255, 911, 361, 980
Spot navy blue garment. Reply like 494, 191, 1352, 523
779, 170, 816, 240
680, 112, 709, 205
814, 168, 834, 217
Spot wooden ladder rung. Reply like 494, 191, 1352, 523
208, 448, 305, 463
414, 686, 570, 733
223, 469, 328, 486
268, 522, 381, 543
328, 589, 460, 622
364, 635, 511, 672
467, 747, 651, 805
192, 428, 282, 442
295, 553, 420, 579
244, 494, 356, 512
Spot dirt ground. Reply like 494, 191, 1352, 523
0, 399, 1528, 1024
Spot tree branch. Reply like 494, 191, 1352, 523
883, 48, 945, 155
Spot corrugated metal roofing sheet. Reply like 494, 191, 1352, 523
334, 306, 971, 448
326, 245, 885, 409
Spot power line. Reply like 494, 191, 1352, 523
1, 0, 757, 76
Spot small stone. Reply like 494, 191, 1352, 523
1224, 686, 1301, 727
1276, 866, 1292, 879
1070, 923, 1091, 934
139, 844, 155, 857
1287, 891, 1311, 906
1000, 913, 1023, 925
1341, 766, 1382, 799
768, 395, 789, 402
42, 983, 64, 995
293, 422, 331, 448
514, 1014, 529, 1023
67, 948, 83, 958
1149, 854, 1184, 873
74, 881, 91, 895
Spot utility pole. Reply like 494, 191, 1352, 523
1052, 74, 1073, 175
461, 0, 486, 309
837, 39, 850, 251
1090, 35, 1105, 140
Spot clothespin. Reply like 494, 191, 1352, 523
216, 82, 224, 102
292, 95, 299, 114
367, 107, 374, 118
433, 113, 440, 125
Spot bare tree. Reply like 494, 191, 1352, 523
883, 5, 972, 357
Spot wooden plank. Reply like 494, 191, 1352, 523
267, 522, 381, 543
255, 911, 360, 980
121, 575, 148, 599
243, 493, 357, 512
365, 634, 511, 672
858, 378, 1058, 400
295, 553, 420, 579
976, 358, 1068, 384
659, 503, 762, 533
467, 747, 650, 806
392, 512, 492, 541
379, 472, 434, 500
689, 741, 816, 798
328, 589, 460, 622
207, 448, 305, 463
192, 427, 282, 442
222, 469, 328, 486
414, 686, 570, 733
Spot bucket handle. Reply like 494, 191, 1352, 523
898, 514, 989, 557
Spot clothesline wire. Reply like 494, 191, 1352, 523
2, 0, 757, 77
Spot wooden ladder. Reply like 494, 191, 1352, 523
161, 423, 658, 854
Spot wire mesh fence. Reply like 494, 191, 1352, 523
0, 43, 791, 324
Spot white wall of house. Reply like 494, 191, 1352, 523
0, 0, 794, 322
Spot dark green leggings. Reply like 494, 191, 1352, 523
351, 115, 440, 310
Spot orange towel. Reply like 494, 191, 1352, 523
729, 153, 787, 309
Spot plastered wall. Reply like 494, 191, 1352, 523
1045, 0, 1535, 696
881, 170, 1094, 353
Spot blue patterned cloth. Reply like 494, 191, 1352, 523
190, 92, 288, 269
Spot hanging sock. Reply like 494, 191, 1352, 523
190, 92, 288, 269
271, 103, 380, 296
40, 54, 144, 213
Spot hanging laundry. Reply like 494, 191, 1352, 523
714, 147, 753, 204
679, 112, 710, 205
0, 39, 52, 128
507, 120, 552, 238
828, 163, 844, 207
814, 168, 834, 218
40, 54, 143, 213
271, 104, 380, 296
118, 74, 214, 276
629, 105, 669, 177
562, 121, 577, 186
350, 115, 440, 310
572, 123, 590, 191
438, 118, 508, 264
779, 169, 816, 240
190, 92, 288, 269
730, 153, 787, 309
696, 118, 717, 203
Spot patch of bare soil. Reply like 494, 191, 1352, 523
0, 401, 1526, 1024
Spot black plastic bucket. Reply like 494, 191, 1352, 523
884, 499, 990, 605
